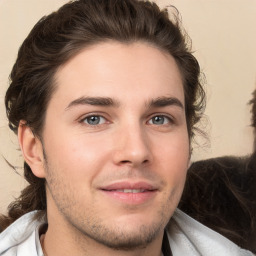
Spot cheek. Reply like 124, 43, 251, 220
155, 134, 189, 185
44, 132, 113, 181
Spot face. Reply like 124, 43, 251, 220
40, 42, 189, 249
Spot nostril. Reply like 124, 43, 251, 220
120, 160, 132, 164
119, 159, 149, 165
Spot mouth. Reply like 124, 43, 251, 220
100, 182, 158, 205
109, 189, 148, 193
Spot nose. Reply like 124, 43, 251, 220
112, 124, 152, 167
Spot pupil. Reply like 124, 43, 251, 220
88, 116, 100, 125
154, 116, 164, 124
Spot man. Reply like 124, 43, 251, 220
0, 0, 253, 255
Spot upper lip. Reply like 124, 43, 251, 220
100, 181, 158, 191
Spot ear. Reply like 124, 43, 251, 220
18, 121, 46, 178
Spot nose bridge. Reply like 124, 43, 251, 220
113, 120, 151, 166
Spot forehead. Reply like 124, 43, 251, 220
52, 41, 184, 107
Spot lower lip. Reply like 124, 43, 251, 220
101, 190, 157, 205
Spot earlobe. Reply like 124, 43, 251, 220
18, 121, 46, 178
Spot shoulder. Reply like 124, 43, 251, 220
0, 211, 45, 256
166, 209, 254, 256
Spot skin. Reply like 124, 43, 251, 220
19, 41, 190, 256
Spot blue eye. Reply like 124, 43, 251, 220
149, 115, 170, 125
83, 116, 106, 125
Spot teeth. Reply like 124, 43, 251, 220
115, 189, 145, 193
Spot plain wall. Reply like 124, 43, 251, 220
0, 0, 255, 213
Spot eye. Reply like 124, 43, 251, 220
81, 115, 107, 125
148, 115, 172, 125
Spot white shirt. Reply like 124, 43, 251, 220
0, 209, 254, 256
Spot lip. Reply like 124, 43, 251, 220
100, 181, 158, 205
101, 181, 157, 191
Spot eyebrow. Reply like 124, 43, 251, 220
65, 96, 120, 110
148, 96, 184, 109
65, 96, 184, 111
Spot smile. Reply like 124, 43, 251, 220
100, 182, 158, 205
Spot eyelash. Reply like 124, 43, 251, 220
79, 113, 174, 127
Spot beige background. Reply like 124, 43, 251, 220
0, 0, 255, 213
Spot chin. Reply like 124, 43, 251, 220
87, 222, 163, 251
